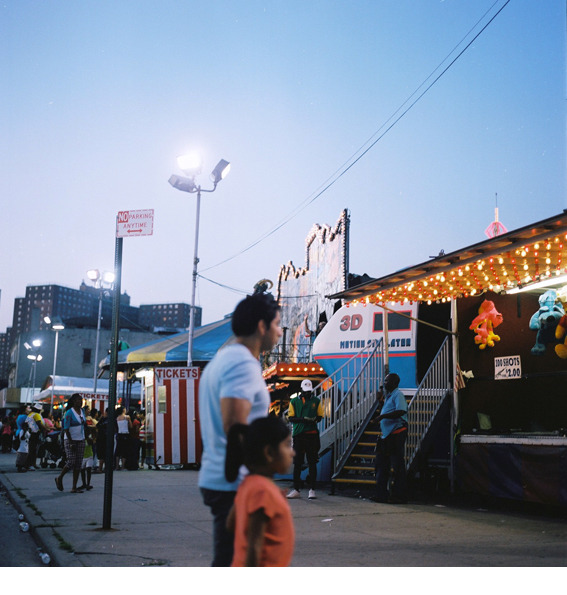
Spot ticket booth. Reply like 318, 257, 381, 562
142, 367, 202, 467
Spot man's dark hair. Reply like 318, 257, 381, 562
231, 292, 280, 337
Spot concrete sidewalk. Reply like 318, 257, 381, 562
0, 452, 565, 567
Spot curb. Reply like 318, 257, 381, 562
0, 472, 82, 567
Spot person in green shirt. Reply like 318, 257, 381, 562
286, 379, 324, 500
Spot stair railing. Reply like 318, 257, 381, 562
405, 336, 451, 471
316, 339, 384, 475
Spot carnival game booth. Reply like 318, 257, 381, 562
329, 212, 567, 508
36, 375, 140, 414
100, 317, 235, 467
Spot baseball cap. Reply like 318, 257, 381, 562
301, 379, 313, 392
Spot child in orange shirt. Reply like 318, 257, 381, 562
225, 416, 295, 567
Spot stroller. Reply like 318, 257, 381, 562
38, 431, 65, 468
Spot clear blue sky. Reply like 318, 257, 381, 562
1, 0, 565, 332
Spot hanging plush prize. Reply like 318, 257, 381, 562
529, 289, 565, 355
469, 300, 503, 350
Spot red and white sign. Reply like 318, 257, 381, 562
116, 209, 154, 238
153, 367, 201, 465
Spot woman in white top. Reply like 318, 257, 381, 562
55, 393, 86, 493
114, 406, 132, 470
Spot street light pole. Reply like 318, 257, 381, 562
44, 316, 65, 414
168, 155, 230, 367
93, 292, 103, 396
87, 269, 115, 397
188, 187, 201, 367
52, 329, 59, 413
25, 339, 42, 403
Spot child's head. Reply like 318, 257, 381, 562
225, 416, 293, 482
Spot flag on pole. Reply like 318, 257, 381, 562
455, 363, 466, 391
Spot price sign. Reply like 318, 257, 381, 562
494, 355, 522, 380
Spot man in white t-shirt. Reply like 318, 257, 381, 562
198, 291, 282, 566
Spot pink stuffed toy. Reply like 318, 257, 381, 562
469, 300, 503, 350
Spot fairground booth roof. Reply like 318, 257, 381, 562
263, 361, 327, 382
36, 375, 141, 405
329, 212, 567, 305
99, 316, 235, 370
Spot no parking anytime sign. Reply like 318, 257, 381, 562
116, 209, 154, 237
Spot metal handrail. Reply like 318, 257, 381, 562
405, 336, 451, 471
315, 339, 384, 475
262, 342, 313, 366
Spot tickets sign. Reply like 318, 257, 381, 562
116, 209, 154, 238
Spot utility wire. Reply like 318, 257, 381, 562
201, 0, 510, 274
197, 273, 249, 295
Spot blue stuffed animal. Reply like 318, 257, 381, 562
529, 289, 565, 355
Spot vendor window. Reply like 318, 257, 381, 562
157, 385, 167, 414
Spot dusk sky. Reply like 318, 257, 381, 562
1, 0, 565, 333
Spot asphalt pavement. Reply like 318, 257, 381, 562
0, 451, 566, 568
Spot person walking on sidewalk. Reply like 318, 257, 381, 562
55, 394, 86, 494
114, 407, 132, 470
286, 379, 324, 500
25, 403, 46, 470
198, 290, 282, 567
372, 372, 408, 504
225, 416, 295, 566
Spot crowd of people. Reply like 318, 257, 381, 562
1, 291, 407, 567
0, 399, 149, 489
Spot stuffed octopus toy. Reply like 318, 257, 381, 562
469, 299, 503, 349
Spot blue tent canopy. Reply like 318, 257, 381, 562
100, 316, 234, 368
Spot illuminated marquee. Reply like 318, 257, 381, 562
277, 209, 349, 351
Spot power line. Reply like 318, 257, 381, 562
202, 0, 510, 273
197, 273, 249, 295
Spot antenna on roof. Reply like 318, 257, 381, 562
485, 193, 508, 238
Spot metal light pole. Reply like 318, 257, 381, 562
24, 339, 42, 402
44, 316, 65, 414
87, 270, 115, 397
168, 154, 230, 366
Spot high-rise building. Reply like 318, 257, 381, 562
0, 282, 195, 388
139, 303, 197, 330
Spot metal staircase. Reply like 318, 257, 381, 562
405, 337, 452, 477
317, 339, 385, 468
314, 337, 452, 490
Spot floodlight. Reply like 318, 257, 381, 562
177, 152, 202, 177
210, 159, 231, 184
169, 174, 198, 193
102, 271, 115, 284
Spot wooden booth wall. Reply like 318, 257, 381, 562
457, 291, 567, 434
